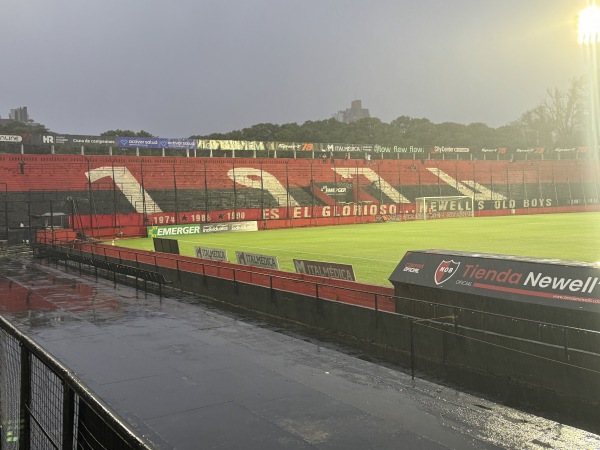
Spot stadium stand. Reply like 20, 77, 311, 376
0, 154, 598, 238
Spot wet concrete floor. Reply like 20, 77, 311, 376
0, 257, 599, 449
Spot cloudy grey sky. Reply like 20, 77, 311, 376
1, 0, 588, 138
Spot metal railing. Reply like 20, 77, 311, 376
0, 314, 153, 450
47, 241, 600, 357
26, 241, 600, 434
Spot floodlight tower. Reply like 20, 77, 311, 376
579, 2, 600, 157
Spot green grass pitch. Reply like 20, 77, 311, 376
115, 212, 600, 286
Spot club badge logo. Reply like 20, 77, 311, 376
435, 260, 460, 285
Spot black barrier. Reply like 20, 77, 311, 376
390, 250, 600, 313
0, 315, 152, 450
152, 237, 180, 255
39, 247, 169, 285
31, 242, 600, 432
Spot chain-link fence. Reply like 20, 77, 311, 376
0, 315, 152, 450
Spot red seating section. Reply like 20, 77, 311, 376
1, 154, 597, 194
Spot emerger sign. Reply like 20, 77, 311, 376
389, 250, 600, 311
148, 221, 257, 237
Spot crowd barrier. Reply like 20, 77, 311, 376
37, 241, 600, 433
0, 314, 153, 450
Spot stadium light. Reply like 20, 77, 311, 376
579, 3, 600, 158
579, 5, 600, 43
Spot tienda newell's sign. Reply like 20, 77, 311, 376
389, 250, 600, 312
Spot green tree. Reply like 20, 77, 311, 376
0, 120, 49, 134
544, 78, 585, 147
344, 118, 384, 144
514, 77, 585, 148
390, 117, 435, 146
100, 129, 154, 137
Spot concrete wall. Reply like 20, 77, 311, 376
62, 250, 600, 433
394, 283, 600, 331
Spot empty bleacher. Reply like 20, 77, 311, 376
0, 155, 598, 230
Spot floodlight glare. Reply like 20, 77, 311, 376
579, 6, 600, 44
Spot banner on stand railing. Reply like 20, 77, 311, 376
294, 259, 356, 281
236, 251, 279, 270
194, 246, 228, 262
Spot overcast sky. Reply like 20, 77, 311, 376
0, 0, 588, 138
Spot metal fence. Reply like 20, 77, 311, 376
0, 315, 153, 450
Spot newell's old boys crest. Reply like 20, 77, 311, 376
435, 260, 460, 285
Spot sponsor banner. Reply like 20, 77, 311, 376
117, 136, 196, 149
318, 183, 353, 200
326, 143, 368, 153
32, 134, 116, 146
196, 139, 267, 151
148, 221, 258, 237
552, 147, 587, 154
31, 134, 59, 145
294, 259, 356, 281
236, 251, 279, 270
389, 250, 600, 311
515, 147, 544, 154
194, 246, 228, 262
66, 135, 116, 145
201, 221, 258, 234
0, 134, 22, 143
275, 142, 316, 152
431, 146, 471, 154
479, 148, 507, 154
374, 144, 425, 154
148, 224, 203, 238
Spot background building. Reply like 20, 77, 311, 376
9, 107, 30, 123
333, 99, 370, 123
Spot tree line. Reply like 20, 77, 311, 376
1, 78, 586, 149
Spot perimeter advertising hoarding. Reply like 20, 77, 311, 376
293, 259, 356, 281
430, 147, 471, 154
318, 183, 353, 201
148, 224, 203, 238
236, 251, 279, 270
201, 221, 258, 234
196, 140, 268, 151
0, 134, 23, 142
389, 250, 600, 311
30, 134, 116, 146
117, 136, 196, 149
194, 246, 228, 262
147, 221, 258, 238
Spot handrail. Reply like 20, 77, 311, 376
0, 314, 153, 449
48, 241, 600, 337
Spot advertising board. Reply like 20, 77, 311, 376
148, 221, 257, 238
235, 251, 279, 270
117, 136, 196, 149
0, 135, 23, 143
389, 250, 600, 311
293, 259, 356, 281
30, 134, 115, 145
194, 246, 228, 262
201, 221, 258, 234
